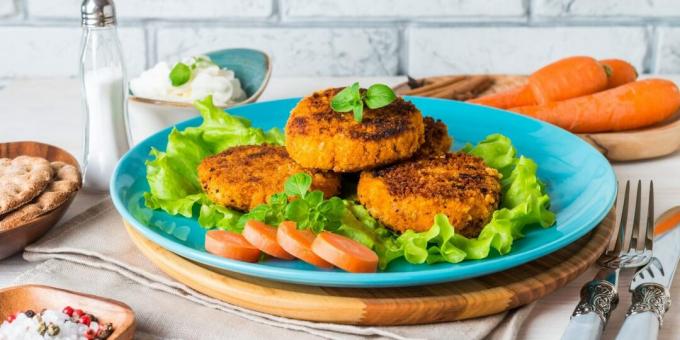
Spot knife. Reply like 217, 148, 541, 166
615, 206, 680, 340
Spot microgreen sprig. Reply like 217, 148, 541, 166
330, 82, 397, 122
237, 173, 345, 233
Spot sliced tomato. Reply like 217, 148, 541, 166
205, 230, 261, 262
311, 232, 378, 273
276, 221, 333, 269
243, 220, 294, 260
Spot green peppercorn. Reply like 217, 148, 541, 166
96, 323, 114, 339
37, 321, 47, 336
46, 323, 60, 336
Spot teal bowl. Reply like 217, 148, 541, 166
127, 48, 272, 144
129, 48, 272, 108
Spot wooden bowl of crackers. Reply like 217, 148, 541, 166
0, 141, 81, 259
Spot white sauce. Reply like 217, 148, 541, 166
130, 56, 246, 106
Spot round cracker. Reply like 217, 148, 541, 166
0, 161, 81, 230
0, 156, 53, 215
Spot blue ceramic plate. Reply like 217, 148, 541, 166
111, 97, 616, 288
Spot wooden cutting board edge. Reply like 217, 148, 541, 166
123, 210, 614, 326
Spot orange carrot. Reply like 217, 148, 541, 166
529, 56, 609, 104
311, 232, 378, 273
467, 85, 535, 109
243, 220, 294, 260
600, 59, 638, 89
205, 230, 261, 262
510, 79, 680, 133
654, 206, 680, 236
276, 221, 333, 269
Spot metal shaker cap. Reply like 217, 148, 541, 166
81, 0, 117, 27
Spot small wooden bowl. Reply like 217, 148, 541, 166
0, 141, 81, 259
0, 285, 135, 339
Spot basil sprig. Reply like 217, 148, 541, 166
330, 82, 397, 122
169, 56, 215, 87
237, 173, 345, 233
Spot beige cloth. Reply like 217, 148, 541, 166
18, 198, 534, 340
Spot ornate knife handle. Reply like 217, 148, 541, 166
572, 279, 620, 324
627, 283, 671, 326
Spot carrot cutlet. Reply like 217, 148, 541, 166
285, 88, 425, 172
413, 117, 452, 159
357, 152, 501, 237
198, 145, 341, 211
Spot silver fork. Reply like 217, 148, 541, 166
561, 180, 654, 340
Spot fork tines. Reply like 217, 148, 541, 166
606, 180, 654, 265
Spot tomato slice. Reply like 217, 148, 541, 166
276, 221, 333, 269
205, 230, 260, 262
243, 220, 294, 260
311, 232, 378, 273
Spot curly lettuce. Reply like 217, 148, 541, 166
143, 96, 284, 230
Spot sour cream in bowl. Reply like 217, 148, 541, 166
130, 56, 246, 107
127, 49, 271, 144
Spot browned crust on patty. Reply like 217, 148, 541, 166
412, 117, 453, 159
357, 152, 501, 237
285, 88, 425, 172
198, 145, 341, 211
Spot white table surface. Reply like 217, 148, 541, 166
1, 76, 679, 340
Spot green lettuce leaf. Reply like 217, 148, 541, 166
144, 96, 284, 231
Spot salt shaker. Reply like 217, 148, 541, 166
80, 0, 130, 192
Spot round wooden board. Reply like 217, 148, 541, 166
394, 75, 680, 162
123, 210, 614, 326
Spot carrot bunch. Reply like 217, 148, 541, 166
468, 56, 680, 133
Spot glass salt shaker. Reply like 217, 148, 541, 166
80, 0, 130, 192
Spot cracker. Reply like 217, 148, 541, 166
0, 156, 53, 215
0, 162, 81, 230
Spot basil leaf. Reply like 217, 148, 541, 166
331, 82, 360, 112
285, 199, 310, 223
169, 62, 192, 87
364, 84, 396, 109
353, 103, 364, 122
304, 191, 324, 207
284, 173, 312, 198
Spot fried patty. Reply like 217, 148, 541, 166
413, 117, 453, 159
285, 88, 425, 172
198, 145, 341, 211
357, 152, 501, 237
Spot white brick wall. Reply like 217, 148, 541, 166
157, 27, 399, 76
533, 0, 680, 18
281, 0, 526, 20
0, 0, 15, 17
27, 0, 273, 19
657, 27, 680, 74
1, 0, 679, 78
408, 26, 649, 76
0, 26, 145, 77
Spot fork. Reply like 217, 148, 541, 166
561, 180, 655, 340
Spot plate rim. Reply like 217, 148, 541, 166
111, 96, 617, 288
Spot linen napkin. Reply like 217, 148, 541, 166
18, 198, 534, 340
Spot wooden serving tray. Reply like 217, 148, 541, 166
124, 211, 613, 326
395, 75, 680, 161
